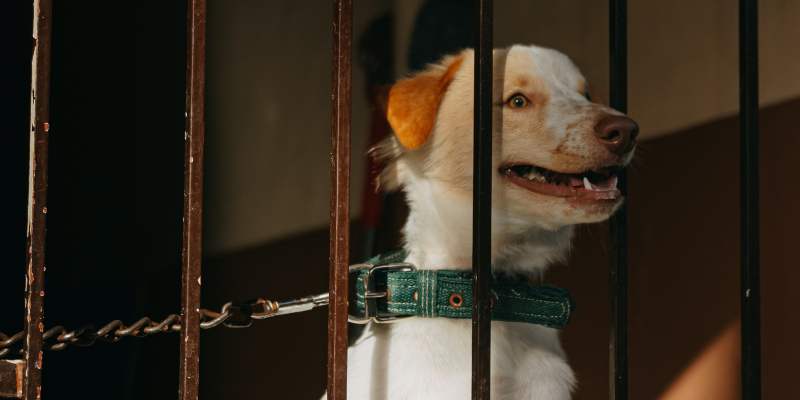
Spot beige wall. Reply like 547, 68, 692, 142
493, 0, 800, 139
204, 0, 391, 255
205, 0, 800, 255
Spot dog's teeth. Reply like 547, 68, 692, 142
613, 177, 618, 188
583, 177, 592, 190
538, 174, 547, 182
527, 171, 542, 181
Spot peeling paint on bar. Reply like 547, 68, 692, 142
179, 1, 207, 399
23, 0, 52, 399
0, 360, 24, 398
328, 1, 352, 399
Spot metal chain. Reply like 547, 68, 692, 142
0, 293, 329, 359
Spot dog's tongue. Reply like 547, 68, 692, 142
569, 176, 584, 187
591, 175, 616, 189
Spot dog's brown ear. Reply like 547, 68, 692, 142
386, 56, 463, 149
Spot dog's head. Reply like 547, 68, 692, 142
379, 45, 638, 232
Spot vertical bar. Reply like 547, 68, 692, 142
472, 1, 493, 399
179, 0, 206, 398
22, 0, 52, 398
0, 360, 23, 398
329, 1, 352, 399
608, 0, 628, 399
739, 0, 760, 398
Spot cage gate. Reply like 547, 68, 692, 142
0, 0, 762, 399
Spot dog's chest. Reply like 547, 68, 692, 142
344, 318, 575, 400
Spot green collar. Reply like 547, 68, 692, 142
353, 249, 576, 329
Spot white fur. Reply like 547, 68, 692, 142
324, 45, 636, 399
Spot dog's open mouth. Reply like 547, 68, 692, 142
500, 164, 621, 200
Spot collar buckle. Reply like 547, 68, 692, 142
348, 262, 417, 324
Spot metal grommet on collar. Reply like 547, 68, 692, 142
449, 293, 463, 308
385, 288, 391, 300
413, 290, 418, 301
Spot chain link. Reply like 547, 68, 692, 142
0, 293, 328, 359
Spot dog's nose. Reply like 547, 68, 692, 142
594, 116, 639, 155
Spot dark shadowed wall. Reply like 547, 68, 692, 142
547, 98, 800, 400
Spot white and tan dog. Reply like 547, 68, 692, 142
343, 45, 638, 400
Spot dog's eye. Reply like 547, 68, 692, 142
584, 87, 593, 102
508, 94, 529, 108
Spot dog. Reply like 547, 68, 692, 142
339, 44, 638, 400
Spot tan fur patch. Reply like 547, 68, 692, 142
386, 56, 464, 149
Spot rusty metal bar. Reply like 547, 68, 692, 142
472, 1, 493, 399
608, 0, 628, 399
329, 0, 352, 399
179, 0, 206, 398
739, 0, 760, 398
22, 1, 52, 399
0, 360, 22, 399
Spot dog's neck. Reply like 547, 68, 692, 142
400, 175, 572, 277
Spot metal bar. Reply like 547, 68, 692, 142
739, 0, 760, 398
329, 1, 352, 399
179, 0, 206, 398
608, 0, 628, 399
0, 360, 23, 399
472, 1, 493, 399
22, 1, 52, 398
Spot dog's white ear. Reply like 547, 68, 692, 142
386, 56, 464, 150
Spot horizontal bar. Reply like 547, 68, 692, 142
23, 0, 53, 399
328, 1, 352, 399
739, 0, 760, 398
179, 0, 207, 398
608, 0, 628, 399
472, 1, 493, 399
